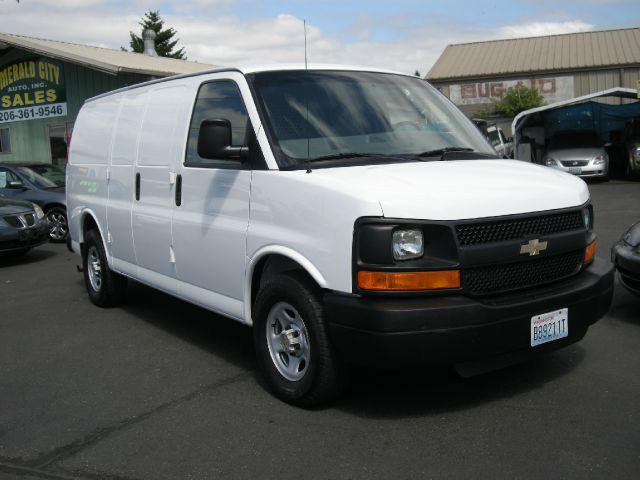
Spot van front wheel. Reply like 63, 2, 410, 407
83, 229, 127, 307
253, 273, 344, 407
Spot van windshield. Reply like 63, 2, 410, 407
249, 70, 496, 168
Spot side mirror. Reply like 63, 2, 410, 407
197, 119, 248, 161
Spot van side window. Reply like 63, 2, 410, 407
185, 80, 249, 167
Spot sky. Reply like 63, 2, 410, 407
0, 0, 638, 75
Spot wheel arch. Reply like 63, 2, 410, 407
244, 247, 328, 326
78, 209, 107, 255
43, 202, 66, 213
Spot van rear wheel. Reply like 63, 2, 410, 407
253, 272, 344, 407
83, 229, 127, 307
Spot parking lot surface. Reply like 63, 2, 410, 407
1, 180, 639, 480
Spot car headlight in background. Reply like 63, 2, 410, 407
634, 147, 640, 160
593, 154, 605, 165
32, 203, 45, 220
392, 229, 424, 261
545, 158, 559, 166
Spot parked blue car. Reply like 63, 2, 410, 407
0, 163, 67, 242
0, 197, 49, 255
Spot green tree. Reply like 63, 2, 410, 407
493, 85, 544, 116
128, 10, 186, 59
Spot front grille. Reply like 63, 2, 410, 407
2, 215, 22, 228
560, 160, 589, 167
455, 211, 584, 246
462, 250, 583, 295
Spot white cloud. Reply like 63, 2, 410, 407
0, 1, 604, 75
498, 20, 594, 39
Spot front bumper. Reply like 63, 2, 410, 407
324, 258, 613, 368
612, 240, 640, 296
549, 164, 608, 178
0, 222, 49, 253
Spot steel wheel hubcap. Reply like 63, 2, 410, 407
87, 246, 102, 292
265, 302, 310, 382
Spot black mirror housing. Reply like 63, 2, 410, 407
197, 119, 248, 161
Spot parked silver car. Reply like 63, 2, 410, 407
543, 131, 609, 180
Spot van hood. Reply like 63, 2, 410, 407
309, 159, 589, 220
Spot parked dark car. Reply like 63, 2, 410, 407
0, 163, 67, 242
612, 221, 640, 296
0, 198, 49, 255
622, 119, 640, 179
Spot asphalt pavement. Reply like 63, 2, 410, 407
0, 180, 638, 480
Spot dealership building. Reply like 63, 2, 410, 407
427, 27, 640, 117
0, 32, 214, 164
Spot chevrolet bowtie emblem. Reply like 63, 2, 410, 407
520, 239, 548, 256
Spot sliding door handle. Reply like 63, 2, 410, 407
135, 173, 140, 201
175, 174, 182, 206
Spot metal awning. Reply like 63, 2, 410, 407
512, 87, 639, 148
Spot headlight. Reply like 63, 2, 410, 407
32, 203, 45, 220
583, 207, 592, 231
593, 154, 605, 165
392, 229, 424, 261
634, 147, 640, 160
623, 222, 640, 248
544, 158, 558, 166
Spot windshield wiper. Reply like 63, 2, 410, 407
416, 147, 474, 160
305, 152, 384, 162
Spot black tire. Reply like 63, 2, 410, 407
46, 206, 68, 243
82, 229, 127, 307
253, 272, 344, 407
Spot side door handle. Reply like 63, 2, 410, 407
175, 174, 182, 206
135, 172, 140, 201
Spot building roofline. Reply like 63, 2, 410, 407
440, 26, 639, 50
0, 32, 215, 77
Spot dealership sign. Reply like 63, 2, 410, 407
449, 76, 574, 106
0, 58, 67, 124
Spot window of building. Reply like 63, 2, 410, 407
0, 128, 11, 154
48, 125, 68, 165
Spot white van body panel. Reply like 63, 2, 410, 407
246, 170, 384, 298
108, 88, 144, 274
171, 72, 256, 316
296, 160, 589, 221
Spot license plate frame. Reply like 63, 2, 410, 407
531, 308, 568, 347
568, 167, 582, 175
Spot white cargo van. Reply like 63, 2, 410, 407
67, 65, 613, 406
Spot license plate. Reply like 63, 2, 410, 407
531, 308, 568, 347
568, 167, 582, 175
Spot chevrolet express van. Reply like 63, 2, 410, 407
67, 65, 614, 406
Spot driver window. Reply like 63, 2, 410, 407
185, 80, 249, 168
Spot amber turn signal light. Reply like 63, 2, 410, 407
357, 270, 461, 291
584, 240, 597, 264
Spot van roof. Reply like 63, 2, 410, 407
86, 64, 415, 103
